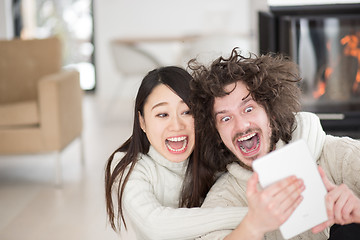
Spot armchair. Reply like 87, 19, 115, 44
0, 37, 83, 186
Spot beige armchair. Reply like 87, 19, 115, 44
0, 37, 83, 186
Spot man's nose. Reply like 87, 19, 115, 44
234, 116, 250, 132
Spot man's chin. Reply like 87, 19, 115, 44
237, 149, 260, 160
235, 156, 255, 170
235, 150, 264, 170
236, 159, 253, 171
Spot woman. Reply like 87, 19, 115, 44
105, 66, 304, 240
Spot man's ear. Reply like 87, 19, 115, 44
139, 111, 146, 133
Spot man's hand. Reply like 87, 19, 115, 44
224, 173, 305, 240
312, 166, 360, 234
245, 172, 305, 235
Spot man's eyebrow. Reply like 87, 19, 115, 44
214, 95, 253, 118
241, 94, 252, 104
214, 109, 227, 118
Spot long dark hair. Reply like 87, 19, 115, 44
189, 48, 302, 172
105, 66, 208, 231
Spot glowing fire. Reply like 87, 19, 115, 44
341, 33, 360, 92
312, 40, 334, 98
313, 67, 333, 98
313, 32, 360, 99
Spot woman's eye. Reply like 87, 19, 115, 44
182, 110, 191, 115
157, 113, 168, 118
245, 106, 253, 113
221, 116, 231, 122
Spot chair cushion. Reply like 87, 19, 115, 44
0, 37, 62, 104
0, 100, 39, 127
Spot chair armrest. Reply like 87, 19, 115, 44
38, 70, 83, 150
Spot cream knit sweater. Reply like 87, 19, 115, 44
198, 112, 360, 240
113, 112, 358, 240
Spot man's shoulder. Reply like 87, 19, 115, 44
295, 111, 320, 124
291, 111, 326, 160
226, 162, 252, 181
201, 163, 250, 208
211, 166, 237, 187
323, 135, 360, 152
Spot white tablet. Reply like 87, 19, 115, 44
252, 139, 328, 239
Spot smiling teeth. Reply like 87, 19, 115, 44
166, 138, 187, 152
167, 136, 187, 142
237, 133, 256, 142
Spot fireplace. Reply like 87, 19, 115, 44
259, 3, 360, 138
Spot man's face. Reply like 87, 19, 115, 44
213, 81, 272, 168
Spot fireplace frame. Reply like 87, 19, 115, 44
259, 3, 360, 138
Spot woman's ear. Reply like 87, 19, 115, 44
138, 111, 146, 133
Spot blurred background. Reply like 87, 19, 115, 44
1, 0, 359, 239
0, 0, 267, 99
0, 0, 267, 239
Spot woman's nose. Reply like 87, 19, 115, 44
169, 116, 185, 131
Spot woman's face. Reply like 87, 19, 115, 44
139, 84, 195, 163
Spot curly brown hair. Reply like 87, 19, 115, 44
188, 48, 302, 172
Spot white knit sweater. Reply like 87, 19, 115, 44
113, 112, 358, 240
114, 146, 247, 240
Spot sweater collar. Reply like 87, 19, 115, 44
276, 112, 326, 160
147, 145, 188, 174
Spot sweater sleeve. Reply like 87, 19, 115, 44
201, 169, 248, 208
292, 112, 326, 160
122, 161, 247, 240
318, 135, 360, 198
194, 169, 249, 240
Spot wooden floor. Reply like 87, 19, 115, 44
0, 94, 137, 240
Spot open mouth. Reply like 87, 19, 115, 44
165, 136, 188, 153
236, 132, 260, 156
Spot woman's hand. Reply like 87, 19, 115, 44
312, 166, 360, 234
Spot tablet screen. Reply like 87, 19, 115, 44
252, 139, 328, 239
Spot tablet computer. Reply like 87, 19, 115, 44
252, 139, 328, 239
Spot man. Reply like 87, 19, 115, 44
189, 48, 360, 239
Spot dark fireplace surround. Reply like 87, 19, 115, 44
259, 4, 360, 138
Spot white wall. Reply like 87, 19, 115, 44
268, 0, 360, 6
93, 0, 268, 100
0, 0, 14, 39
0, 0, 269, 99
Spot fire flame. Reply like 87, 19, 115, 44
313, 67, 333, 98
313, 33, 360, 99
312, 40, 334, 99
341, 33, 360, 92
313, 81, 326, 98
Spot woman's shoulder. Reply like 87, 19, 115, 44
113, 151, 126, 162
112, 151, 155, 168
110, 151, 125, 172
111, 151, 158, 186
112, 152, 156, 172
